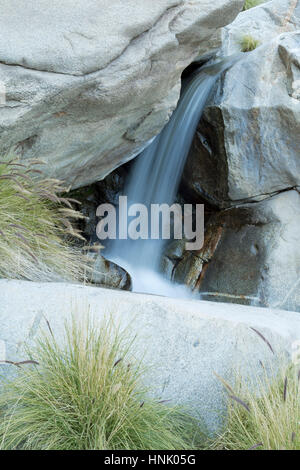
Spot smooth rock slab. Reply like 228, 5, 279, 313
1, 279, 300, 433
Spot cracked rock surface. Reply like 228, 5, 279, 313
0, 0, 243, 188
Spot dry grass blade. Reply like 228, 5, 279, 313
229, 395, 251, 413
82, 244, 103, 252
0, 361, 21, 368
283, 377, 288, 402
250, 328, 274, 354
8, 223, 29, 231
248, 442, 263, 450
113, 358, 123, 368
16, 360, 39, 366
0, 360, 39, 368
44, 317, 54, 338
213, 371, 235, 395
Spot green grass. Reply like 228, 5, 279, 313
210, 364, 300, 450
239, 35, 260, 52
0, 156, 89, 282
243, 0, 265, 10
0, 316, 203, 450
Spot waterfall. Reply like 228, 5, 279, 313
105, 56, 240, 296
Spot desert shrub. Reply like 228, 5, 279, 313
0, 316, 202, 450
211, 363, 300, 450
0, 156, 88, 282
239, 35, 260, 52
243, 0, 265, 10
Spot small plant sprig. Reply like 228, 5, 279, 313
239, 35, 260, 52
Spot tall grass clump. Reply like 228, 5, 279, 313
0, 317, 202, 450
239, 35, 260, 52
212, 363, 300, 450
0, 156, 88, 282
243, 0, 265, 10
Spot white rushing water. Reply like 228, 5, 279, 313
106, 57, 240, 296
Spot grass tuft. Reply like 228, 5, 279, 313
0, 316, 203, 450
211, 364, 300, 450
243, 0, 265, 10
0, 156, 89, 282
239, 35, 260, 52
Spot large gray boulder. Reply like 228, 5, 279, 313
168, 190, 300, 312
0, 0, 243, 188
1, 279, 300, 433
183, 0, 300, 206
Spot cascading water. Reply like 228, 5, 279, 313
105, 56, 240, 297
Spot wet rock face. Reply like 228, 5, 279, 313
168, 190, 300, 311
87, 251, 132, 291
0, 0, 244, 189
183, 0, 300, 207
182, 106, 229, 206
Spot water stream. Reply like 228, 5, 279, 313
105, 56, 240, 296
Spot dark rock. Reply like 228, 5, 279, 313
87, 250, 132, 291
166, 190, 300, 311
